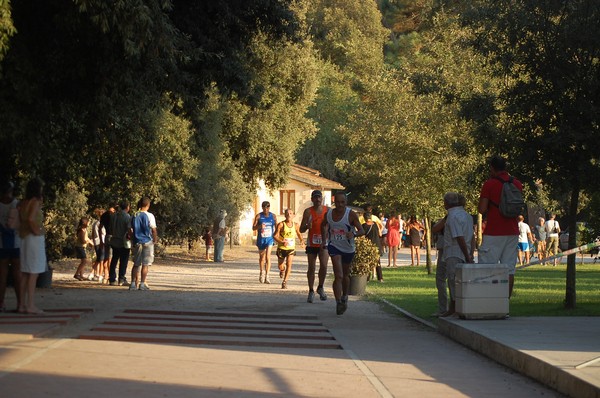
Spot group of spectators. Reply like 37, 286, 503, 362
518, 213, 562, 267
0, 190, 161, 316
73, 198, 159, 292
363, 211, 426, 267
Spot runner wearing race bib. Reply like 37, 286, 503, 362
300, 190, 330, 303
321, 192, 365, 316
274, 209, 304, 290
253, 201, 277, 284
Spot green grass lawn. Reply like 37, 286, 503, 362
367, 263, 600, 321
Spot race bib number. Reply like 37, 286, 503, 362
331, 228, 346, 241
284, 238, 295, 247
261, 224, 272, 238
311, 234, 322, 245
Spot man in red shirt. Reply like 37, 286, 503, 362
477, 155, 523, 297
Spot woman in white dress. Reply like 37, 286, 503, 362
19, 178, 46, 314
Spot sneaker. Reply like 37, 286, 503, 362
336, 302, 344, 315
92, 275, 100, 281
109, 281, 117, 286
281, 281, 287, 289
97, 276, 103, 283
307, 291, 315, 303
341, 302, 348, 314
259, 273, 265, 283
139, 283, 150, 291
118, 278, 128, 286
87, 274, 95, 281
129, 283, 137, 291
317, 286, 327, 301
264, 278, 271, 284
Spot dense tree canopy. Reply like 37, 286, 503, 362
0, 0, 318, 256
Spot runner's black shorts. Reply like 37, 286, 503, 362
305, 246, 322, 255
276, 248, 295, 259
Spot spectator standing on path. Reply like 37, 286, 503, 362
129, 197, 158, 291
358, 204, 384, 232
321, 192, 365, 316
477, 155, 523, 297
18, 177, 46, 314
362, 212, 383, 282
300, 190, 329, 303
533, 217, 547, 262
253, 202, 276, 283
406, 216, 425, 266
90, 208, 105, 282
99, 204, 116, 284
212, 210, 227, 263
73, 217, 93, 281
109, 201, 132, 286
386, 213, 401, 267
0, 181, 22, 312
517, 215, 534, 265
379, 212, 388, 254
274, 208, 304, 290
201, 227, 213, 261
431, 216, 447, 316
441, 192, 474, 317
544, 213, 561, 266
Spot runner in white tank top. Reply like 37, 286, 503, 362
320, 192, 365, 316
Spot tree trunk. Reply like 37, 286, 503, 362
565, 186, 580, 309
425, 214, 432, 274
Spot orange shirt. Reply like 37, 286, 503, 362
308, 206, 328, 247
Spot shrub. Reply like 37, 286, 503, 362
351, 236, 380, 276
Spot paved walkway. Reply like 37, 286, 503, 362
0, 247, 595, 397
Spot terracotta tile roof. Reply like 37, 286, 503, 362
290, 164, 344, 190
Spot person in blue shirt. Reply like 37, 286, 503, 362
253, 201, 277, 284
129, 197, 158, 291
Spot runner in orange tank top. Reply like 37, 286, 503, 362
300, 190, 330, 303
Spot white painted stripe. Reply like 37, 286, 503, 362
345, 349, 394, 398
0, 338, 68, 379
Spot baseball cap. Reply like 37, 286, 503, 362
311, 190, 322, 198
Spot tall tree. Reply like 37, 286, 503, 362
296, 0, 389, 183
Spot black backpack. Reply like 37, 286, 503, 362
492, 176, 526, 218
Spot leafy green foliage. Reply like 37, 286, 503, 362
0, 0, 15, 63
351, 236, 380, 275
296, 0, 389, 184
44, 181, 89, 261
0, 0, 318, 249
